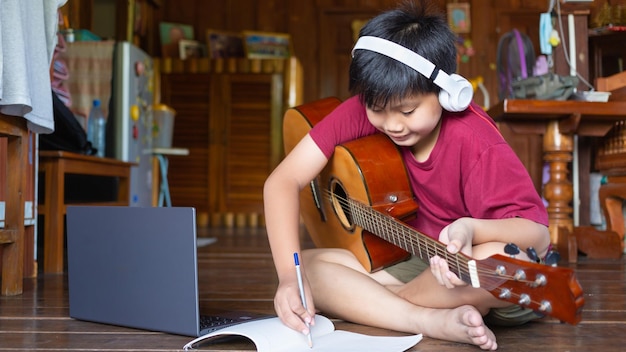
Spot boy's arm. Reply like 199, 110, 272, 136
442, 217, 551, 259
432, 217, 550, 288
263, 134, 329, 333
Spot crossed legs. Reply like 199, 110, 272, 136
302, 248, 501, 350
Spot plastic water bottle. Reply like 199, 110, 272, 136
87, 99, 106, 157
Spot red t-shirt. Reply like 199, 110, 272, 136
309, 95, 548, 240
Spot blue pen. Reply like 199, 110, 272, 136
294, 252, 313, 348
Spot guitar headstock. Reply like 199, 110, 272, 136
476, 254, 584, 325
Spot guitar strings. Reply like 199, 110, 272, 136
324, 191, 541, 286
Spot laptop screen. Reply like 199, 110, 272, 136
66, 206, 201, 336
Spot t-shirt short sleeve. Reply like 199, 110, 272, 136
309, 95, 378, 159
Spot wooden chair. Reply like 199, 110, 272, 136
38, 151, 134, 273
0, 113, 29, 295
597, 71, 626, 99
574, 71, 626, 259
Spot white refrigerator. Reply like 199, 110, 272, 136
108, 42, 154, 207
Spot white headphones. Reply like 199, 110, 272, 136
352, 36, 473, 112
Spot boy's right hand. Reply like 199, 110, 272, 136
431, 219, 474, 289
274, 279, 315, 335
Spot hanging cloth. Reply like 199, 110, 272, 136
539, 12, 553, 56
0, 0, 68, 134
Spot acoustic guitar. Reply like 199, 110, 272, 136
283, 97, 584, 325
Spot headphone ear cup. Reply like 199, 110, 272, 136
438, 74, 474, 112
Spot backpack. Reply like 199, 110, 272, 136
496, 29, 578, 101
496, 29, 536, 100
39, 91, 95, 155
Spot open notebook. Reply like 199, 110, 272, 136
66, 206, 271, 336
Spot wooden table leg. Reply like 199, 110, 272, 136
543, 120, 577, 262
42, 159, 65, 274
38, 151, 135, 274
0, 119, 27, 295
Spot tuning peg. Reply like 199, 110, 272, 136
504, 243, 520, 257
544, 250, 560, 266
526, 247, 540, 263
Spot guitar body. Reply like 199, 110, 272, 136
283, 98, 412, 272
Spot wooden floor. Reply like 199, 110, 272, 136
1, 226, 625, 351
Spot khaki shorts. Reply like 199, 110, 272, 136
385, 256, 543, 327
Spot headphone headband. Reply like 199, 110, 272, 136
351, 36, 473, 112
352, 36, 438, 80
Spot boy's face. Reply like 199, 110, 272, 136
365, 92, 442, 150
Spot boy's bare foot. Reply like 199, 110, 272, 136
419, 305, 497, 350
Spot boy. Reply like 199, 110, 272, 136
263, 1, 550, 350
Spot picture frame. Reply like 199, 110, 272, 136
242, 31, 291, 59
206, 30, 245, 59
447, 3, 471, 34
159, 22, 194, 57
178, 39, 206, 59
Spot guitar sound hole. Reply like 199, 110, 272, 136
329, 179, 355, 231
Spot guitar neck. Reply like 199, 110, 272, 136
349, 198, 476, 285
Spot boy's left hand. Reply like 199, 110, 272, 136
430, 219, 474, 289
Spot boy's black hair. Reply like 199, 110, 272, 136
349, 0, 458, 108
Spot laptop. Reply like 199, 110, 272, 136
66, 206, 271, 336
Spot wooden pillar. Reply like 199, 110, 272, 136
543, 120, 576, 261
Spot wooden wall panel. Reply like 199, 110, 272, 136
286, 0, 318, 105
216, 74, 277, 213
158, 60, 287, 217
160, 73, 212, 212
317, 7, 377, 100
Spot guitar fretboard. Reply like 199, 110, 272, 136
346, 197, 478, 286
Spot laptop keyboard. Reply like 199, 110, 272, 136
199, 315, 238, 332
